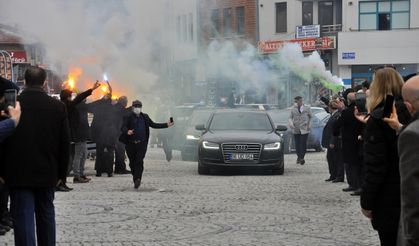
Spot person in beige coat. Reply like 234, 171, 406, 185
289, 96, 312, 165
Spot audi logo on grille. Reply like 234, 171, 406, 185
235, 145, 248, 151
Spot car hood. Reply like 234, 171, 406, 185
202, 130, 279, 143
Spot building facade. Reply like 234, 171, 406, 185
338, 0, 419, 86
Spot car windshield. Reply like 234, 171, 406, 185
268, 110, 290, 124
190, 110, 213, 126
209, 112, 272, 131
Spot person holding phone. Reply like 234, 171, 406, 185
0, 102, 21, 142
120, 100, 174, 189
0, 66, 70, 245
360, 67, 411, 245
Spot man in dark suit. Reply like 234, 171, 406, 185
322, 99, 344, 182
120, 100, 173, 189
333, 92, 364, 195
0, 66, 70, 245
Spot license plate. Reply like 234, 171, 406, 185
230, 153, 254, 160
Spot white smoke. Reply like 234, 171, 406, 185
205, 41, 343, 101
0, 0, 169, 102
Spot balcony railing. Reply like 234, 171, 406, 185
321, 24, 342, 34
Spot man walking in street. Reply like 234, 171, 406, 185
289, 96, 312, 165
0, 66, 70, 246
120, 100, 173, 189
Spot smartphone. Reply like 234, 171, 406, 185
355, 92, 367, 115
382, 94, 394, 119
170, 117, 174, 123
4, 89, 17, 108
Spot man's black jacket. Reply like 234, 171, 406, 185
61, 89, 92, 142
120, 111, 167, 144
0, 87, 70, 187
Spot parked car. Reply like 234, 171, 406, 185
196, 110, 287, 175
268, 107, 330, 153
181, 108, 215, 161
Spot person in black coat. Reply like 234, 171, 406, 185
113, 96, 130, 174
89, 94, 120, 177
60, 81, 100, 186
322, 99, 344, 182
359, 67, 411, 246
333, 92, 364, 194
120, 100, 173, 189
0, 66, 70, 245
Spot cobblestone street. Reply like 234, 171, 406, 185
1, 149, 379, 245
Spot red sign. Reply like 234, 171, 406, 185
7, 50, 28, 63
258, 36, 336, 54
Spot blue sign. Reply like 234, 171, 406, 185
342, 52, 355, 60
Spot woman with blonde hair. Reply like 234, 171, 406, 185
360, 67, 411, 245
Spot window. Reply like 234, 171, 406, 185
318, 1, 334, 26
378, 13, 391, 30
359, 1, 410, 30
189, 13, 193, 41
223, 8, 232, 37
211, 9, 220, 37
302, 1, 313, 25
236, 6, 245, 35
275, 2, 287, 33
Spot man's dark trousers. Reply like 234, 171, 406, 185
10, 187, 55, 246
126, 141, 148, 182
326, 147, 344, 180
294, 133, 308, 160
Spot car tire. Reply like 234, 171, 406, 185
198, 162, 210, 175
272, 160, 285, 175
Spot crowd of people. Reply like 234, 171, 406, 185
1, 65, 419, 245
317, 68, 419, 246
0, 66, 173, 245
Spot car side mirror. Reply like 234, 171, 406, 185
276, 125, 288, 131
195, 124, 206, 131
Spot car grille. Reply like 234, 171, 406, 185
221, 143, 262, 162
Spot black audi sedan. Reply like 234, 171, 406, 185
196, 110, 287, 175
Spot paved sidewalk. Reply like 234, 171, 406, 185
1, 149, 379, 245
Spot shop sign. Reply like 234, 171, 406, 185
7, 51, 27, 63
258, 36, 336, 54
295, 25, 320, 39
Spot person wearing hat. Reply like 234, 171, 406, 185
120, 100, 174, 189
288, 96, 312, 165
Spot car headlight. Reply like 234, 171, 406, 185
264, 142, 281, 150
202, 141, 219, 150
186, 135, 199, 140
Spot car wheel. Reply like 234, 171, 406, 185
272, 160, 284, 175
198, 162, 210, 175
